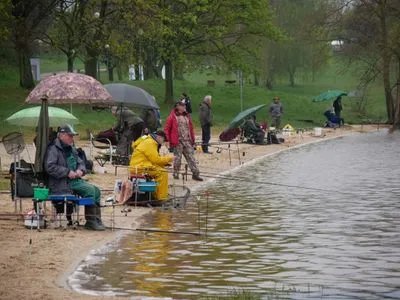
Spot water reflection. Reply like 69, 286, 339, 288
72, 131, 400, 299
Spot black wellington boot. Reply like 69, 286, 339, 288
84, 205, 105, 231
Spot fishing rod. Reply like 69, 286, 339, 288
105, 226, 202, 236
189, 170, 371, 197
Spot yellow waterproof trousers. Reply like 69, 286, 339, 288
132, 166, 169, 200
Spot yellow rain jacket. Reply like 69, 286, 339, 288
129, 135, 173, 200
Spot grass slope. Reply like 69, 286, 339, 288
0, 56, 387, 140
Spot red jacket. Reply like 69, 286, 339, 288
164, 109, 195, 147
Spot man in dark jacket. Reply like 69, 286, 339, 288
180, 92, 193, 114
242, 115, 265, 144
333, 96, 343, 119
199, 95, 213, 154
112, 106, 144, 156
44, 124, 105, 231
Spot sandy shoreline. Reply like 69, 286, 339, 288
0, 125, 383, 299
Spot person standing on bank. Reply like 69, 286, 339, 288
44, 125, 105, 231
333, 96, 343, 119
164, 101, 203, 181
111, 106, 144, 156
270, 96, 283, 129
199, 95, 213, 154
180, 92, 193, 114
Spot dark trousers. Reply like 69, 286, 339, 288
117, 122, 144, 157
335, 110, 341, 119
201, 124, 211, 153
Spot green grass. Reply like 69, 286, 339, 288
0, 55, 388, 139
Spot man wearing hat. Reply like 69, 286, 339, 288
164, 101, 203, 181
129, 130, 174, 200
44, 124, 105, 231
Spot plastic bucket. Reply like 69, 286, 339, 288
33, 188, 49, 200
313, 127, 323, 136
138, 182, 157, 192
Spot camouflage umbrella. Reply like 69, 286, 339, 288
25, 73, 113, 105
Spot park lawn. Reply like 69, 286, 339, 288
0, 57, 387, 139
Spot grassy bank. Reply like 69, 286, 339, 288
0, 56, 387, 139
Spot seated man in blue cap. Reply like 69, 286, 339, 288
44, 124, 105, 231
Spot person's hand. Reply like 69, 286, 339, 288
76, 169, 84, 178
68, 170, 77, 179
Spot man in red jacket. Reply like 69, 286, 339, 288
164, 102, 203, 181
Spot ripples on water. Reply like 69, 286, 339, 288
71, 131, 400, 299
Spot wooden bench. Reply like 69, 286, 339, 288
207, 80, 215, 87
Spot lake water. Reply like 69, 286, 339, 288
70, 131, 400, 299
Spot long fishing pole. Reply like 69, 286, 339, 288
105, 226, 202, 236
189, 170, 373, 197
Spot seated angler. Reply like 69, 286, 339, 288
129, 130, 174, 201
242, 115, 265, 144
44, 124, 105, 231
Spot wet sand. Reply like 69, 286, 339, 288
0, 125, 382, 299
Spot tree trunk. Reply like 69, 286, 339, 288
67, 56, 74, 72
84, 48, 98, 79
288, 68, 296, 87
164, 59, 174, 104
108, 67, 114, 81
144, 55, 155, 79
254, 71, 259, 86
154, 63, 163, 79
17, 45, 34, 89
116, 63, 123, 81
379, 7, 394, 123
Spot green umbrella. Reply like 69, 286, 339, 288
313, 90, 347, 102
5, 106, 79, 127
227, 104, 267, 130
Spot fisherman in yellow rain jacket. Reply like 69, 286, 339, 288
129, 130, 174, 200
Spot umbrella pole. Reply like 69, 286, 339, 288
236, 141, 241, 165
13, 153, 17, 213
228, 143, 232, 166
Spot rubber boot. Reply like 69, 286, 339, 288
95, 205, 105, 230
84, 205, 104, 231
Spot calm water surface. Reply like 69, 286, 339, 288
70, 131, 400, 299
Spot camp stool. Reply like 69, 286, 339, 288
47, 195, 94, 229
130, 174, 158, 207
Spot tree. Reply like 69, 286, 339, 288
10, 0, 59, 88
262, 0, 332, 88
130, 0, 280, 103
341, 0, 400, 124
43, 0, 90, 72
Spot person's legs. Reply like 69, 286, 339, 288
181, 143, 202, 180
116, 134, 128, 156
173, 144, 183, 179
69, 179, 104, 230
201, 125, 211, 153
275, 116, 281, 129
148, 167, 169, 200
